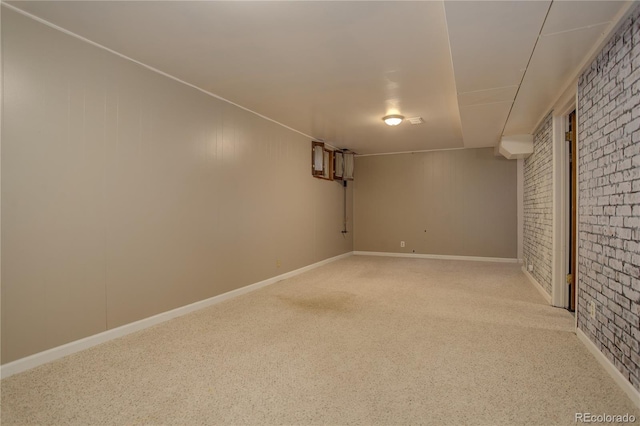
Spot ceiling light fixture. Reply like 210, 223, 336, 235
382, 114, 404, 126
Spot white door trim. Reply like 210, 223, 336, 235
551, 114, 568, 308
551, 88, 577, 309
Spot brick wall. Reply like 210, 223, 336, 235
577, 4, 640, 392
523, 113, 554, 295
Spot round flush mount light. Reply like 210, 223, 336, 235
382, 114, 404, 126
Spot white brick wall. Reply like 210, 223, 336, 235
523, 113, 553, 295
577, 4, 640, 392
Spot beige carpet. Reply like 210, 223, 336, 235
1, 256, 638, 425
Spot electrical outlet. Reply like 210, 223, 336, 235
400, 241, 405, 248
528, 264, 534, 272
589, 301, 596, 319
276, 259, 281, 268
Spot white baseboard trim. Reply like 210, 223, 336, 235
521, 266, 552, 304
576, 328, 640, 410
0, 251, 353, 379
354, 251, 519, 263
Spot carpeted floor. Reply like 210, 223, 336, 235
1, 256, 638, 425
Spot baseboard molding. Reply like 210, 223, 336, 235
354, 251, 519, 263
0, 251, 353, 379
576, 329, 640, 409
521, 266, 552, 304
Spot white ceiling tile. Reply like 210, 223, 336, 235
542, 1, 628, 36
505, 22, 611, 135
458, 86, 518, 107
445, 1, 551, 93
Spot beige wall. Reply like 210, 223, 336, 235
354, 149, 517, 258
1, 9, 353, 363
